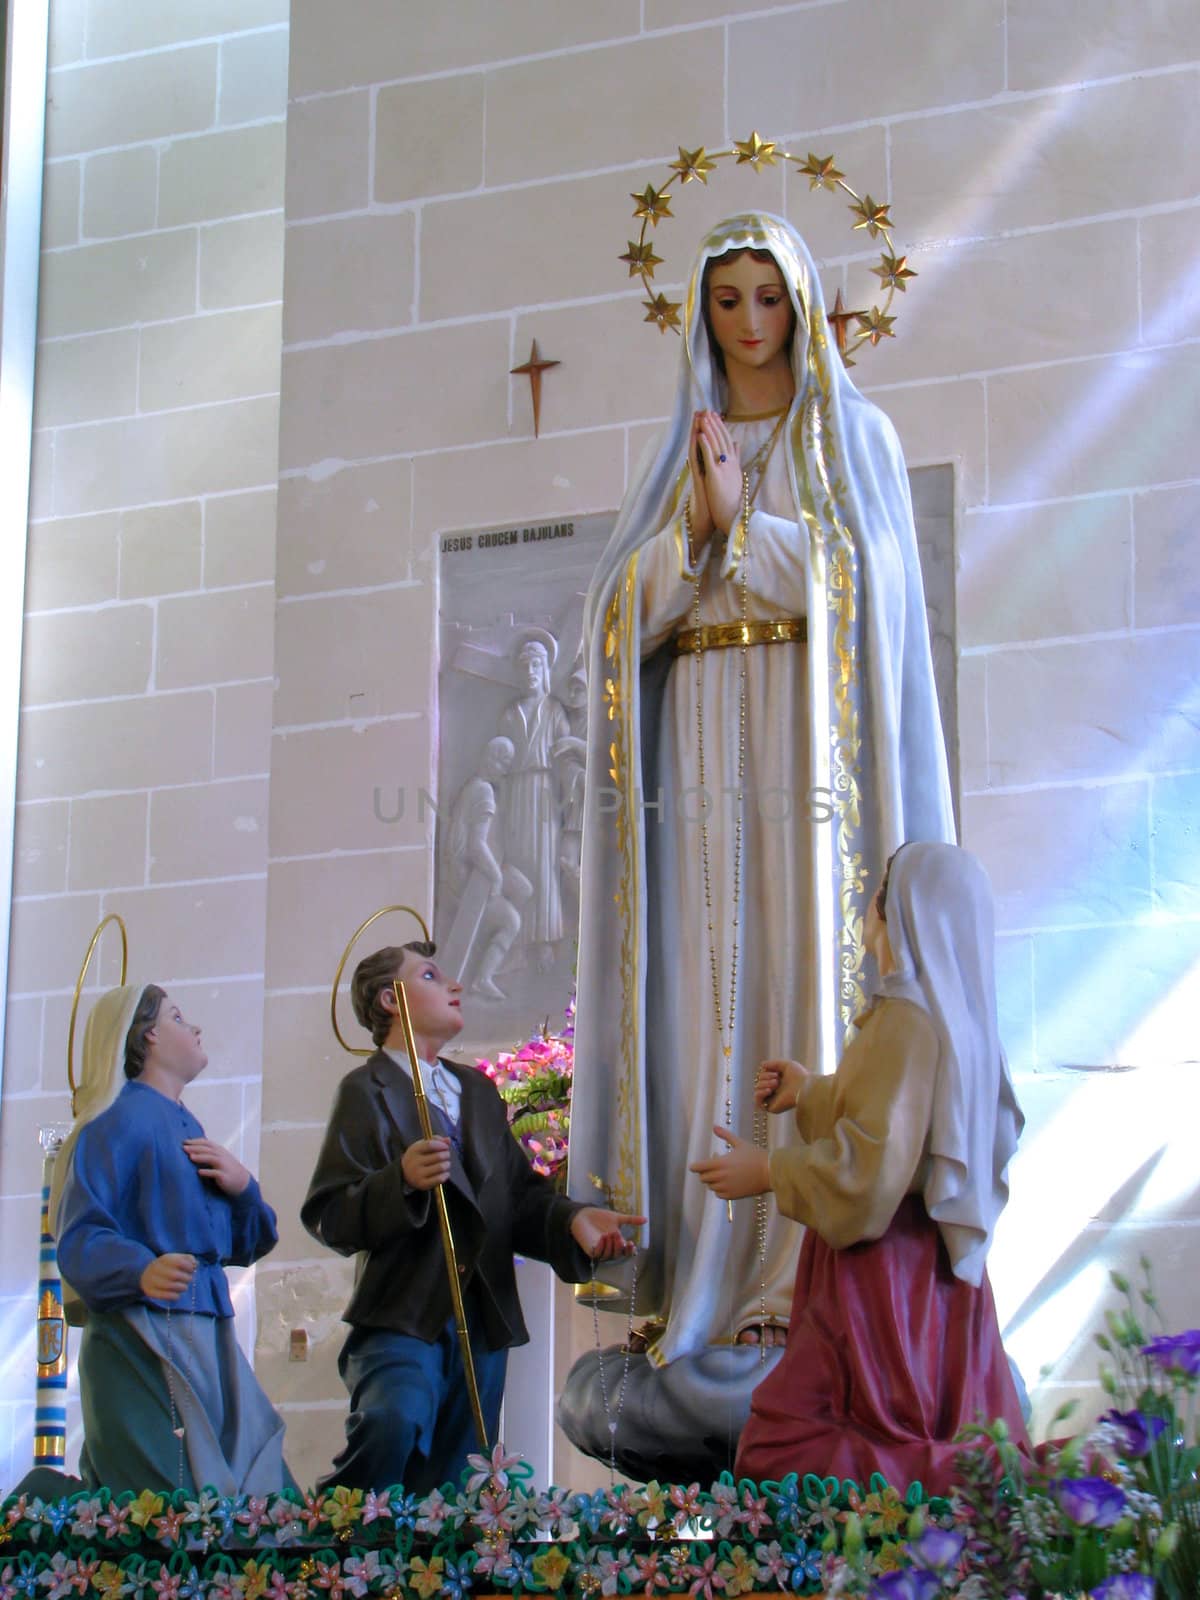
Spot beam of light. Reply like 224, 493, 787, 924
1002, 1259, 1108, 1401
990, 1052, 1200, 1437
967, 511, 1200, 1079
1036, 924, 1200, 1074
994, 1054, 1200, 1315
0, 1305, 36, 1430
921, 72, 1200, 1118
988, 339, 1200, 543
906, 87, 1088, 252
1116, 953, 1200, 1067
898, 64, 1200, 535
1142, 248, 1200, 349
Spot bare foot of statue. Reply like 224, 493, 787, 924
623, 1320, 665, 1356
472, 976, 507, 1000
736, 1323, 788, 1348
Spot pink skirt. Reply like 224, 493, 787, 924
735, 1195, 1029, 1495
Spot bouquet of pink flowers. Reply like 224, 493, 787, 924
476, 994, 574, 1187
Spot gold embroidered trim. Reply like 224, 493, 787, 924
601, 551, 644, 1217
803, 312, 868, 1031
828, 542, 868, 1029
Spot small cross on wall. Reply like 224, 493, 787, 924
510, 339, 561, 438
826, 288, 865, 366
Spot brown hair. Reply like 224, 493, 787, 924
701, 247, 795, 378
875, 847, 906, 920
124, 984, 167, 1079
351, 941, 437, 1047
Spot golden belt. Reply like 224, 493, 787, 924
672, 616, 807, 655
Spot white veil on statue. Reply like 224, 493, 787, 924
877, 842, 1023, 1286
49, 984, 146, 1234
49, 983, 147, 1321
568, 211, 955, 1347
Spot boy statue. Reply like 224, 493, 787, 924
303, 941, 643, 1493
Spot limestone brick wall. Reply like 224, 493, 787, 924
265, 0, 1200, 1480
0, 0, 288, 1488
3, 0, 1196, 1495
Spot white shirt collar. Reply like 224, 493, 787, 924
383, 1048, 461, 1121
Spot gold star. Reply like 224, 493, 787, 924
871, 252, 917, 292
733, 131, 778, 171
669, 145, 717, 185
643, 293, 682, 333
849, 195, 893, 238
855, 307, 897, 345
510, 339, 561, 437
630, 184, 673, 225
797, 151, 845, 192
826, 288, 865, 357
618, 239, 664, 279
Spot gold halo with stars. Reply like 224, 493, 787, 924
618, 132, 916, 366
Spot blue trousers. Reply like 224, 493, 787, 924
320, 1313, 507, 1496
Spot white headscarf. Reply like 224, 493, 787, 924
49, 983, 148, 1235
877, 842, 1024, 1284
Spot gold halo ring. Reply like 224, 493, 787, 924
330, 904, 432, 1056
67, 914, 129, 1109
620, 131, 914, 359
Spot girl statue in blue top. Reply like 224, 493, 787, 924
49, 983, 290, 1494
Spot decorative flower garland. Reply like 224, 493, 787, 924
0, 1462, 948, 1599
5, 1294, 1193, 1600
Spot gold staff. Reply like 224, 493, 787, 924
329, 905, 487, 1451
392, 977, 488, 1451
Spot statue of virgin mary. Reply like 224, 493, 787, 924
562, 213, 955, 1475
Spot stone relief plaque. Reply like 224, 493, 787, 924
434, 469, 956, 1054
435, 513, 615, 1053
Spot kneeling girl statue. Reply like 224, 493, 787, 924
564, 211, 955, 1477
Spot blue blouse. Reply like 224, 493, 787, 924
56, 1079, 278, 1317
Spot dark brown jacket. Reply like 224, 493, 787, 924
301, 1051, 590, 1350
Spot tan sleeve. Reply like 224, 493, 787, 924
768, 1003, 938, 1248
792, 1070, 841, 1142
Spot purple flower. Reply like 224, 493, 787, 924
910, 1526, 965, 1571
1142, 1330, 1200, 1377
1054, 1477, 1127, 1528
869, 1572, 943, 1600
1090, 1576, 1156, 1600
1099, 1407, 1167, 1457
